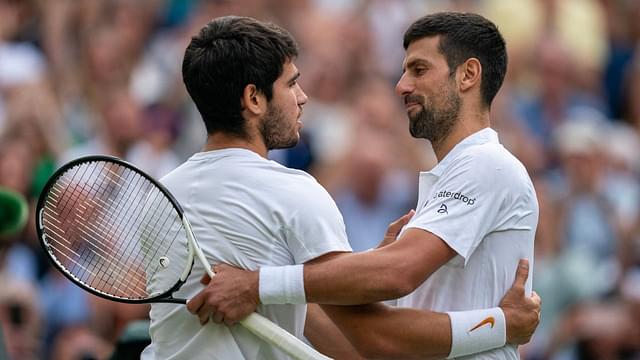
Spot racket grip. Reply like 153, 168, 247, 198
240, 313, 332, 360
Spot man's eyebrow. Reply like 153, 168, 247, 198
287, 72, 301, 84
403, 58, 432, 72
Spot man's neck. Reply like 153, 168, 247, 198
432, 111, 491, 162
203, 132, 268, 158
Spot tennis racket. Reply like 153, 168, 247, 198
36, 155, 331, 360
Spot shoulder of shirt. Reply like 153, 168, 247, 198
450, 144, 538, 214
451, 142, 533, 191
160, 155, 329, 201
256, 159, 324, 188
162, 153, 315, 179
159, 161, 189, 185
457, 142, 525, 172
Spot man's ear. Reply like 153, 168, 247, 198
241, 84, 267, 116
458, 58, 482, 93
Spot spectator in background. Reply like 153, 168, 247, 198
601, 0, 640, 119
480, 0, 608, 160
60, 87, 142, 161
0, 275, 40, 360
333, 130, 414, 252
602, 123, 640, 240
0, 134, 34, 199
288, 10, 359, 176
38, 266, 94, 355
627, 54, 640, 131
49, 326, 112, 360
2, 82, 67, 196
0, 134, 39, 283
531, 113, 639, 358
552, 116, 621, 266
0, 186, 38, 360
127, 104, 181, 179
546, 301, 640, 359
0, 0, 46, 130
514, 37, 606, 148
332, 77, 421, 251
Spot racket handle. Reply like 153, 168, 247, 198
183, 217, 330, 359
240, 313, 332, 360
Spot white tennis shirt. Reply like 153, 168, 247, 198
397, 128, 538, 359
141, 148, 351, 360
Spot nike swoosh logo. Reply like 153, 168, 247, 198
467, 316, 495, 333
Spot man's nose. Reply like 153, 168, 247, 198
395, 73, 414, 96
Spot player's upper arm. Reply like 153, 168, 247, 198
408, 149, 509, 263
380, 227, 457, 296
283, 177, 351, 263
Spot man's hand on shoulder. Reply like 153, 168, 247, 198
500, 259, 541, 345
377, 209, 414, 249
186, 264, 260, 325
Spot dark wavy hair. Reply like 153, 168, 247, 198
404, 12, 507, 108
182, 16, 298, 137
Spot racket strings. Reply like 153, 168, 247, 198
46, 164, 151, 296
41, 161, 187, 300
50, 165, 151, 290
61, 164, 178, 297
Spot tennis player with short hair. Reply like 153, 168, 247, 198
196, 12, 540, 359
141, 16, 350, 360
144, 15, 540, 360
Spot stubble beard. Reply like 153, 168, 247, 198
259, 103, 299, 150
408, 89, 461, 144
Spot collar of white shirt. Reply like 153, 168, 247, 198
426, 127, 500, 177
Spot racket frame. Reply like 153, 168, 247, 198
36, 155, 194, 304
36, 155, 332, 360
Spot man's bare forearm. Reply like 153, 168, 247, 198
304, 230, 456, 305
320, 303, 451, 360
304, 249, 409, 304
304, 304, 365, 359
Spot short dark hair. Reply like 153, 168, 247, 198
182, 16, 298, 136
403, 12, 507, 107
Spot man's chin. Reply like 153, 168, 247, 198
408, 118, 421, 137
282, 138, 299, 149
268, 136, 299, 151
409, 123, 432, 141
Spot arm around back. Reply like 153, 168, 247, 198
303, 228, 457, 305
313, 259, 539, 359
320, 303, 452, 360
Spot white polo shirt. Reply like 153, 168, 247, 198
397, 128, 538, 359
142, 148, 351, 360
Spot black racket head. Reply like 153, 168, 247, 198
36, 155, 193, 304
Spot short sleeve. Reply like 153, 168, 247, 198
284, 182, 352, 263
407, 154, 505, 263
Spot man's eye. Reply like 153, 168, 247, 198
415, 68, 426, 75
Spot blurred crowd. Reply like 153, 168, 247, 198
0, 0, 639, 359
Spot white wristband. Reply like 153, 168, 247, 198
447, 307, 506, 358
259, 265, 306, 304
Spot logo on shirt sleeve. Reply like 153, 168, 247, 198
432, 190, 476, 206
437, 204, 448, 214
